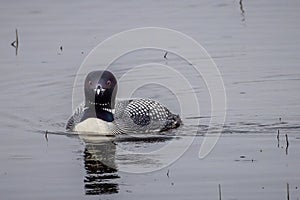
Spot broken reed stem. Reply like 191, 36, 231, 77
11, 28, 19, 55
239, 0, 245, 14
285, 134, 289, 147
287, 183, 290, 200
277, 130, 280, 148
219, 184, 222, 200
164, 51, 168, 60
285, 133, 289, 155
16, 29, 19, 48
45, 130, 48, 142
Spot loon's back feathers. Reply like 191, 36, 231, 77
114, 99, 181, 133
66, 99, 181, 134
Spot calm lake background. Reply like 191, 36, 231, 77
0, 0, 300, 199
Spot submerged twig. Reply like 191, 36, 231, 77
287, 182, 290, 200
164, 51, 168, 60
45, 130, 48, 142
11, 29, 19, 55
285, 134, 289, 155
277, 130, 280, 148
239, 0, 245, 14
239, 0, 245, 22
219, 184, 222, 200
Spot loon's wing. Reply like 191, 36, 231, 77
114, 99, 181, 133
65, 102, 87, 131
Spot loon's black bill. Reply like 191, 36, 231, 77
95, 87, 106, 95
96, 88, 101, 95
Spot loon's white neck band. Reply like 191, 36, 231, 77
88, 101, 109, 106
87, 101, 115, 114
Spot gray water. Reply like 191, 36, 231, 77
1, 0, 300, 199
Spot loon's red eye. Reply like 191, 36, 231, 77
88, 81, 92, 85
107, 80, 111, 86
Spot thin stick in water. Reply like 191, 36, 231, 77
287, 182, 290, 200
285, 134, 289, 155
239, 0, 245, 14
15, 29, 19, 56
45, 130, 48, 142
164, 51, 168, 60
11, 29, 19, 55
277, 130, 280, 148
239, 0, 245, 22
219, 184, 222, 200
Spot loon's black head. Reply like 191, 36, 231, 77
84, 70, 117, 109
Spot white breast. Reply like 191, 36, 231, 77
74, 118, 115, 135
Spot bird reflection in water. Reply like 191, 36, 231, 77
82, 133, 174, 195
83, 138, 119, 195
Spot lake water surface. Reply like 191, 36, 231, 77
1, 0, 300, 199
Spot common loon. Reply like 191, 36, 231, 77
66, 70, 181, 134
